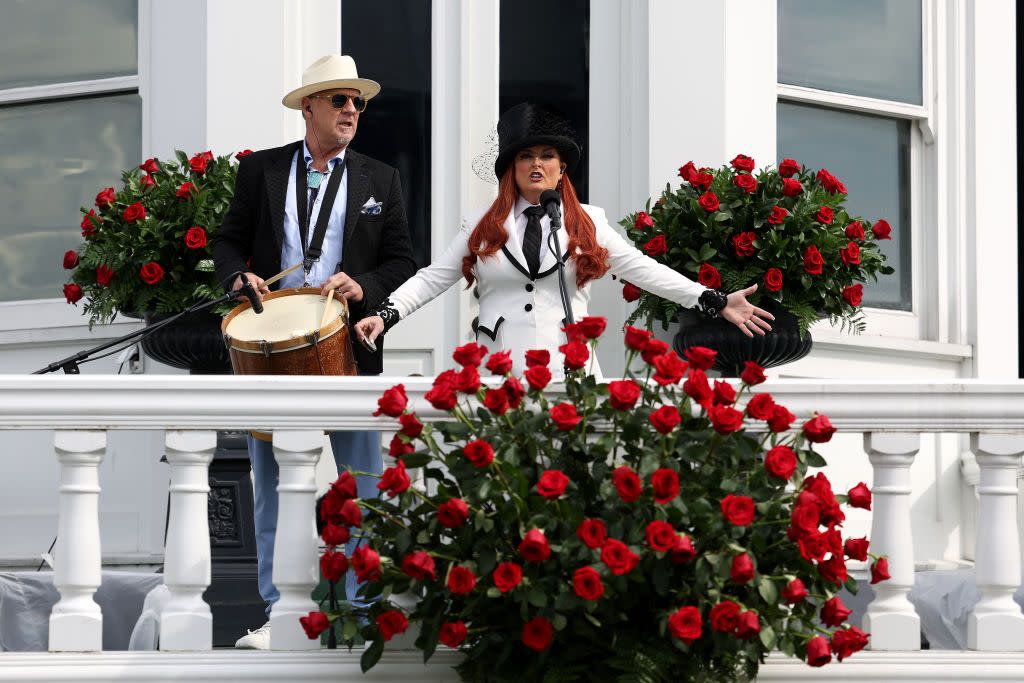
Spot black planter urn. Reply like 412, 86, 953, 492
142, 309, 231, 373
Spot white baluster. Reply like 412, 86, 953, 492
968, 433, 1024, 651
269, 430, 323, 650
862, 432, 921, 651
160, 430, 217, 650
49, 430, 106, 652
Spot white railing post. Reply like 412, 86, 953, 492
160, 430, 217, 651
968, 433, 1024, 651
862, 432, 921, 651
49, 430, 106, 652
269, 430, 323, 650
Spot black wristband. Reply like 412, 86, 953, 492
696, 289, 729, 318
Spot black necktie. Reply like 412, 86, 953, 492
523, 205, 545, 277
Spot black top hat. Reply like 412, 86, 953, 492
494, 103, 581, 180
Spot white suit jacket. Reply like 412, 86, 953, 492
386, 203, 708, 377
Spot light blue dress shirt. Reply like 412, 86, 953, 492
280, 141, 348, 288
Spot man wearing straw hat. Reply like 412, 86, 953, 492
214, 54, 416, 649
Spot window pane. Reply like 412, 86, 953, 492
778, 0, 922, 105
0, 94, 141, 303
500, 0, 590, 202
777, 101, 911, 311
0, 0, 138, 90
342, 0, 431, 268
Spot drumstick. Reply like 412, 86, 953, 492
319, 289, 336, 331
261, 262, 303, 289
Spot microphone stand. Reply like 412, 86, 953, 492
545, 206, 575, 329
33, 289, 250, 375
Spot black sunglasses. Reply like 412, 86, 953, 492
310, 93, 367, 112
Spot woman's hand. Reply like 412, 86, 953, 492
354, 315, 385, 346
720, 284, 775, 338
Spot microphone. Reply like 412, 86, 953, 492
239, 274, 264, 314
539, 189, 562, 228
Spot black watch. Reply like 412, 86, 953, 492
696, 289, 729, 319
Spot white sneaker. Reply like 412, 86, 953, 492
235, 622, 271, 650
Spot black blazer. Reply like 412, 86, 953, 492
213, 141, 417, 374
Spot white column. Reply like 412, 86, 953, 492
269, 430, 323, 650
862, 432, 921, 651
49, 430, 106, 652
968, 433, 1024, 651
160, 430, 217, 651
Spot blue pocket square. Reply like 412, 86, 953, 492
360, 196, 383, 216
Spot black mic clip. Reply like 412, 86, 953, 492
539, 189, 562, 229
233, 273, 264, 314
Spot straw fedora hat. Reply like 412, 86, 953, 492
282, 55, 381, 110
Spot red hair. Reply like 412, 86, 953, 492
462, 169, 610, 288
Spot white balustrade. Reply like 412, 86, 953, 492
862, 432, 921, 651
49, 430, 106, 652
268, 430, 324, 650
967, 433, 1024, 651
160, 430, 217, 651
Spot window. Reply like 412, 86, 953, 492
777, 0, 924, 313
0, 0, 140, 304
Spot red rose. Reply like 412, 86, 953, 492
456, 366, 481, 394
374, 384, 408, 417
845, 221, 865, 240
763, 267, 783, 292
453, 342, 488, 367
63, 283, 83, 304
768, 404, 796, 432
62, 250, 79, 269
175, 182, 195, 198
645, 520, 678, 552
708, 404, 744, 434
140, 174, 156, 190
378, 461, 411, 497
577, 518, 607, 548
485, 349, 513, 375
389, 434, 414, 457
518, 529, 551, 563
559, 340, 589, 370
622, 281, 642, 302
872, 218, 892, 240
668, 606, 702, 644
740, 361, 767, 386
767, 205, 789, 225
550, 403, 582, 431
819, 554, 849, 586
319, 550, 349, 582
122, 202, 146, 223
493, 562, 523, 592
683, 368, 713, 408
95, 265, 114, 286
503, 377, 526, 408
643, 235, 667, 257
483, 387, 509, 414
447, 565, 477, 595
783, 578, 808, 604
601, 538, 639, 575
678, 161, 698, 182
807, 636, 832, 667
139, 158, 159, 173
525, 349, 550, 367
463, 439, 494, 468
840, 241, 861, 266
608, 379, 642, 410
782, 178, 803, 196
731, 154, 755, 172
95, 187, 115, 208
649, 405, 682, 434
803, 414, 836, 443
847, 482, 872, 510
697, 263, 722, 289
817, 168, 847, 194
844, 537, 869, 561
746, 393, 775, 420
321, 522, 350, 548
524, 366, 552, 391
821, 596, 852, 627
698, 191, 720, 212
81, 209, 98, 236
401, 550, 436, 581
713, 380, 736, 406
640, 339, 669, 366
721, 495, 755, 526
730, 553, 755, 583
842, 283, 863, 306
731, 231, 756, 257
871, 557, 891, 584
733, 173, 757, 194
623, 326, 652, 351
578, 315, 607, 339
709, 600, 741, 633
651, 468, 680, 504
612, 465, 642, 503
831, 626, 870, 661
670, 534, 696, 564
437, 498, 469, 528
425, 383, 457, 410
736, 611, 760, 640
815, 206, 834, 224
803, 245, 824, 275
572, 566, 605, 601
300, 611, 329, 639
536, 470, 570, 499
634, 211, 655, 229
184, 226, 207, 249
652, 352, 687, 386
439, 621, 467, 648
685, 346, 717, 371
139, 261, 164, 285
764, 444, 798, 480
790, 504, 821, 537
376, 610, 409, 641
189, 153, 209, 174
778, 158, 800, 178
351, 546, 381, 582
398, 412, 423, 438
522, 616, 553, 652
235, 149, 254, 159
691, 171, 713, 190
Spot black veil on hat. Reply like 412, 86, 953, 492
493, 103, 582, 180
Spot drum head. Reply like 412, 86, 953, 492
222, 287, 348, 351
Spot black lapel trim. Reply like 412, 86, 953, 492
343, 150, 369, 252
501, 245, 533, 280
536, 251, 572, 279
266, 141, 302, 255
476, 317, 505, 342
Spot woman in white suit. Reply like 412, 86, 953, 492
352, 103, 773, 376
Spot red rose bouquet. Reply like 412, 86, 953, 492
62, 149, 252, 326
304, 322, 888, 682
621, 155, 894, 335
